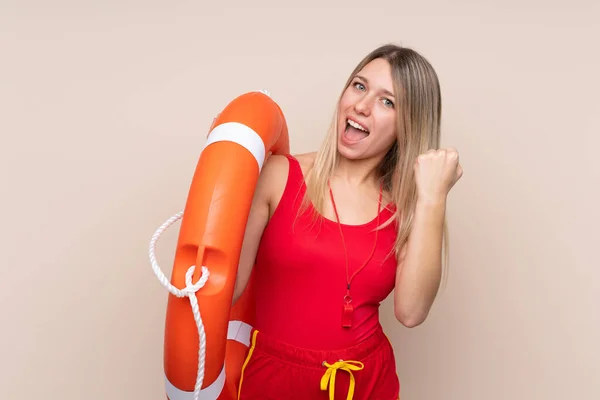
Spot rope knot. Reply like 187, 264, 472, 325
180, 265, 210, 297
320, 360, 365, 400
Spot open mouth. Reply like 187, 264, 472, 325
344, 118, 370, 142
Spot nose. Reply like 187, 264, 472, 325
354, 96, 372, 116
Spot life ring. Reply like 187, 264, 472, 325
149, 89, 290, 400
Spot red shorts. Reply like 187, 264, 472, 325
237, 325, 400, 400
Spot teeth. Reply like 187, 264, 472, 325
347, 119, 368, 132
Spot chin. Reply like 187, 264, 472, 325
337, 135, 367, 160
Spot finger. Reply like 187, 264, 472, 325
210, 113, 221, 130
445, 147, 458, 158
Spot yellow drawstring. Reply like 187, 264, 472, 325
320, 360, 365, 400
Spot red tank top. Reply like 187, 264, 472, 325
253, 155, 398, 350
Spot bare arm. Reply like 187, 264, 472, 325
231, 155, 286, 304
393, 199, 445, 327
393, 147, 462, 328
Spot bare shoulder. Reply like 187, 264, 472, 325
253, 154, 288, 215
261, 151, 316, 180
257, 152, 316, 216
260, 153, 289, 181
291, 151, 317, 177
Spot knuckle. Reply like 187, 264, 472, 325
445, 148, 459, 159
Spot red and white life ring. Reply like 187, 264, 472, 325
150, 89, 290, 399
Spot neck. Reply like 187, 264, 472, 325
333, 154, 383, 188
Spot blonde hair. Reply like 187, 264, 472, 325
303, 43, 449, 283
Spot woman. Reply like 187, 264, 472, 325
232, 43, 463, 400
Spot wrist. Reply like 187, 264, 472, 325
414, 198, 446, 228
416, 194, 447, 209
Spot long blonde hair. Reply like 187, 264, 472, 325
303, 43, 449, 282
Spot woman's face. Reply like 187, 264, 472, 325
336, 58, 399, 161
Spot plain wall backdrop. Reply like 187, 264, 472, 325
1, 1, 598, 399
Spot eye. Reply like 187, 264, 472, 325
353, 82, 366, 91
382, 98, 394, 108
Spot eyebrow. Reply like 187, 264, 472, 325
355, 74, 395, 98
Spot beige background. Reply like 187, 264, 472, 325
1, 1, 598, 399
